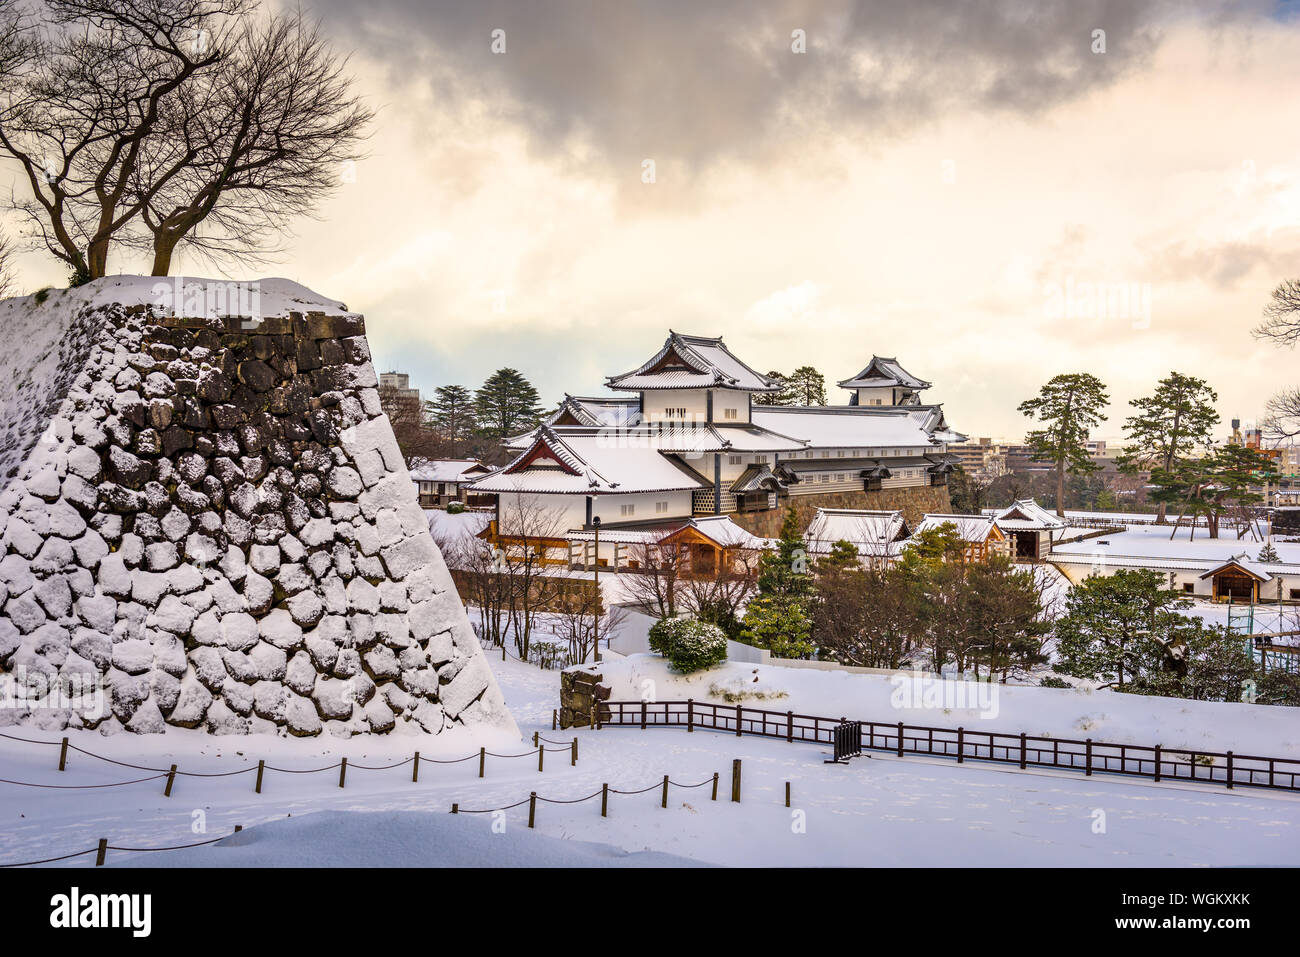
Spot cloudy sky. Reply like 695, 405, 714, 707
10, 0, 1300, 440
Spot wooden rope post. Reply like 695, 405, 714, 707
957, 727, 964, 764
234, 825, 242, 833
538, 744, 544, 772
711, 772, 719, 801
95, 838, 107, 867
601, 783, 608, 817
641, 700, 647, 729
533, 730, 539, 747
1153, 745, 1161, 783
661, 774, 669, 808
1019, 733, 1027, 770
552, 709, 557, 731
1226, 751, 1234, 789
255, 759, 265, 794
338, 757, 348, 788
787, 711, 793, 743
164, 764, 177, 797
736, 703, 743, 737
897, 721, 905, 757
412, 751, 420, 782
451, 803, 458, 814
571, 738, 577, 766
528, 791, 537, 828
58, 736, 68, 772
731, 759, 742, 803
479, 746, 486, 778
1085, 739, 1093, 776
687, 698, 694, 732
785, 781, 791, 808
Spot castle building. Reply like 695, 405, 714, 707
468, 331, 965, 564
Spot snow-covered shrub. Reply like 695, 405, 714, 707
527, 639, 570, 671
648, 617, 727, 673
447, 502, 466, 514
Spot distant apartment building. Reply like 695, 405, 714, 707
379, 371, 423, 423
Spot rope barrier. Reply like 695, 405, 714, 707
0, 773, 168, 789
0, 847, 98, 868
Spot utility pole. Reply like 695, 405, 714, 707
592, 516, 602, 663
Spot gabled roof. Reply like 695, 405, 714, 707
729, 464, 785, 494
751, 405, 948, 449
469, 426, 710, 495
838, 356, 932, 391
1199, 555, 1273, 583
409, 459, 492, 483
606, 332, 780, 392
991, 499, 1067, 530
804, 508, 909, 555
505, 421, 806, 454
659, 516, 771, 550
546, 395, 641, 428
914, 513, 1003, 543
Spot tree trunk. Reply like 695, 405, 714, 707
1056, 462, 1066, 517
151, 236, 179, 276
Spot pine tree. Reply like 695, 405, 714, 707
1258, 541, 1281, 563
787, 365, 827, 406
1117, 371, 1219, 523
428, 384, 476, 440
474, 368, 543, 438
1018, 373, 1109, 517
753, 371, 796, 406
741, 506, 814, 658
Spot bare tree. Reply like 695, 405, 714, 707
1255, 279, 1300, 347
0, 227, 16, 296
620, 541, 688, 619
550, 594, 628, 665
678, 545, 761, 633
430, 525, 511, 649
126, 9, 372, 274
496, 491, 568, 659
1262, 387, 1300, 443
0, 0, 248, 281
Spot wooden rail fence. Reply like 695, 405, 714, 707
597, 699, 1300, 793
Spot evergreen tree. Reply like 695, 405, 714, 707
1117, 372, 1219, 523
741, 506, 814, 658
474, 368, 543, 438
1258, 541, 1281, 563
787, 365, 827, 406
428, 384, 476, 440
753, 371, 796, 406
1150, 444, 1279, 538
1018, 373, 1109, 517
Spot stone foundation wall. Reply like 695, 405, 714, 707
558, 667, 609, 729
729, 485, 953, 537
0, 293, 512, 737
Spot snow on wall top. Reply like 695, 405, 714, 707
0, 279, 515, 738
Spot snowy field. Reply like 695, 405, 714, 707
3, 653, 1299, 867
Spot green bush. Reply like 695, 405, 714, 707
1039, 675, 1070, 688
446, 501, 466, 514
648, 616, 727, 673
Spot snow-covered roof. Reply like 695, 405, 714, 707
729, 464, 785, 493
469, 426, 710, 495
837, 356, 931, 391
751, 406, 946, 449
1049, 525, 1300, 577
804, 508, 909, 555
606, 332, 780, 392
989, 499, 1068, 530
546, 395, 641, 428
1199, 555, 1273, 583
669, 515, 772, 549
506, 422, 805, 454
914, 513, 1001, 543
409, 459, 491, 483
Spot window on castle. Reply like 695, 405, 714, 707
722, 408, 738, 420
655, 501, 669, 514
728, 455, 743, 465
620, 504, 635, 516
665, 407, 687, 419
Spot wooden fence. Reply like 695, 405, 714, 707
597, 699, 1300, 793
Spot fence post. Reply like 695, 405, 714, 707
641, 700, 647, 729
95, 838, 107, 867
601, 783, 608, 817
338, 757, 347, 789
736, 704, 743, 737
533, 731, 539, 747
479, 746, 486, 778
785, 781, 791, 808
164, 764, 177, 797
687, 698, 694, 733
451, 803, 458, 814
661, 774, 669, 808
571, 738, 577, 766
1153, 745, 1161, 783
1019, 733, 1027, 770
897, 721, 905, 758
712, 772, 719, 801
412, 752, 420, 783
787, 710, 793, 743
957, 727, 964, 764
538, 744, 544, 773
552, 709, 557, 731
731, 759, 742, 803
255, 759, 265, 794
1226, 751, 1234, 789
528, 792, 537, 828
58, 736, 68, 771
1085, 739, 1093, 776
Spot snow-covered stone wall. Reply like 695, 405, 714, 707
0, 278, 515, 737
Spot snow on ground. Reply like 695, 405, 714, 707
592, 654, 1300, 758
3, 652, 1299, 867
